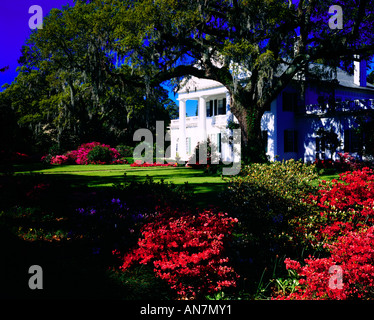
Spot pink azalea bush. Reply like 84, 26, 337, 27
47, 142, 127, 165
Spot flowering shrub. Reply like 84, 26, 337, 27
115, 207, 239, 299
115, 144, 134, 157
112, 159, 128, 164
290, 167, 374, 247
335, 152, 364, 171
75, 198, 156, 250
0, 151, 30, 164
276, 168, 374, 300
275, 226, 374, 300
314, 152, 364, 172
87, 145, 113, 164
47, 142, 126, 165
113, 174, 194, 210
130, 160, 176, 167
26, 183, 51, 201
50, 155, 69, 165
314, 158, 334, 170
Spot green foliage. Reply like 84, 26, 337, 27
220, 161, 323, 298
206, 291, 232, 300
226, 119, 240, 130
87, 145, 113, 164
272, 269, 300, 297
368, 70, 374, 85
113, 174, 194, 209
221, 160, 319, 293
0, 0, 175, 155
115, 145, 134, 158
224, 160, 318, 229
107, 265, 176, 300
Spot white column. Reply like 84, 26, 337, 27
226, 91, 231, 118
225, 91, 234, 162
198, 96, 207, 142
354, 55, 367, 87
178, 99, 187, 160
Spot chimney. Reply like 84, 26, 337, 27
354, 56, 367, 87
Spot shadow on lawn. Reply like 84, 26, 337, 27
0, 173, 163, 299
0, 166, 227, 299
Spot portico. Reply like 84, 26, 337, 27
169, 76, 234, 162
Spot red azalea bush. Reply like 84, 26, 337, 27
291, 167, 374, 247
25, 182, 51, 202
276, 167, 374, 300
314, 152, 364, 172
334, 152, 364, 172
46, 142, 127, 165
314, 158, 334, 170
0, 151, 30, 164
115, 207, 239, 299
276, 226, 374, 300
130, 160, 176, 167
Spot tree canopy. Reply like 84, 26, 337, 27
109, 0, 374, 161
1, 0, 176, 153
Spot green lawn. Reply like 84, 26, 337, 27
12, 163, 227, 208
11, 163, 342, 205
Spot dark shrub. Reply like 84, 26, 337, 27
87, 145, 113, 164
221, 160, 319, 291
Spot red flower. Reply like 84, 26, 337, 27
277, 227, 374, 300
279, 168, 374, 300
115, 207, 239, 299
130, 162, 176, 167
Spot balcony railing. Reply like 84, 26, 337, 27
305, 99, 374, 116
170, 116, 198, 129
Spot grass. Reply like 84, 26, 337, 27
11, 163, 227, 208
13, 164, 223, 184
8, 163, 342, 207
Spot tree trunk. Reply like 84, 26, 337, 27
230, 91, 267, 163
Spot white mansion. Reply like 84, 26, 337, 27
168, 60, 374, 163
